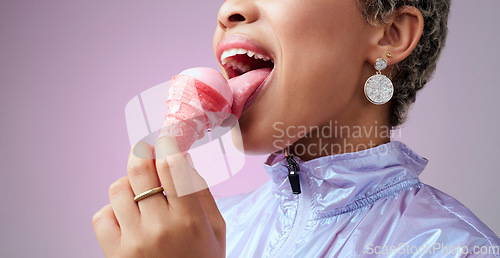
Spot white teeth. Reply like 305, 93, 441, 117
221, 49, 238, 63
220, 48, 273, 71
225, 59, 251, 73
228, 49, 238, 56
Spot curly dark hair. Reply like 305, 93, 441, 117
357, 0, 451, 128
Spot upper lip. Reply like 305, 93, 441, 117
216, 34, 274, 72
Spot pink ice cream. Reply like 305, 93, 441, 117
158, 67, 233, 152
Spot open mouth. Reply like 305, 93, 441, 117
220, 48, 275, 79
216, 36, 277, 119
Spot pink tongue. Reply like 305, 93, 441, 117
227, 68, 272, 119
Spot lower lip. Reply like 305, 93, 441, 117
241, 69, 274, 113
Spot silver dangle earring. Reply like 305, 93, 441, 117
364, 57, 394, 105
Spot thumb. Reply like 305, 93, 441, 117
185, 152, 196, 169
180, 153, 209, 196
185, 153, 223, 219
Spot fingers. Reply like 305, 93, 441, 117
196, 187, 226, 239
182, 152, 225, 237
185, 154, 226, 239
93, 204, 121, 253
128, 142, 168, 214
154, 136, 205, 216
183, 155, 221, 217
108, 177, 140, 227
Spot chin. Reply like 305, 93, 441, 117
229, 119, 280, 156
228, 81, 286, 155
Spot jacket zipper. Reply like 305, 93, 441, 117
285, 149, 301, 194
272, 152, 311, 257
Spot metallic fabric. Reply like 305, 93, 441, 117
215, 141, 500, 257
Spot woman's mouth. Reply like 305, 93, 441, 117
221, 48, 274, 79
216, 35, 275, 119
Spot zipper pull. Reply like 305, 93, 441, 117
285, 149, 301, 194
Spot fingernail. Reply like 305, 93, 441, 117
155, 136, 181, 160
132, 141, 154, 159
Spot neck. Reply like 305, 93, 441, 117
288, 120, 391, 161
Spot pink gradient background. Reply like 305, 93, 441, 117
1, 0, 498, 257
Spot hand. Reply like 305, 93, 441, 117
92, 136, 226, 258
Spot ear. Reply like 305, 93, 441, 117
367, 6, 424, 67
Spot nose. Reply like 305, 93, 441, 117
217, 0, 259, 30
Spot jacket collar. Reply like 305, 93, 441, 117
262, 141, 428, 219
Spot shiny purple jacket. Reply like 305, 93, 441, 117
215, 141, 500, 257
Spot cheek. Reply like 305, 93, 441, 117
231, 1, 366, 153
274, 3, 365, 114
279, 46, 360, 121
213, 28, 223, 54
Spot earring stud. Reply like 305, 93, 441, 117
387, 53, 392, 58
364, 58, 394, 105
